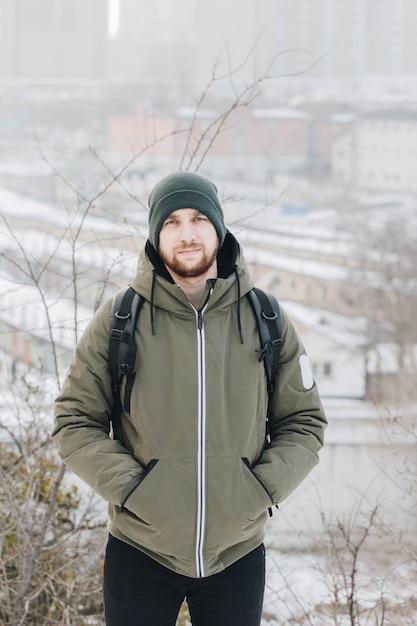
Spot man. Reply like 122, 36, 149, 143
53, 171, 327, 626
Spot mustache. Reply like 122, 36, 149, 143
176, 243, 201, 250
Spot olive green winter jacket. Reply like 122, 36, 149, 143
53, 233, 327, 578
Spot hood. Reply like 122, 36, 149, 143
130, 231, 254, 339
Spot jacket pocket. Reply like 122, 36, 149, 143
242, 457, 273, 504
205, 456, 273, 554
119, 457, 197, 535
121, 458, 159, 510
114, 457, 198, 563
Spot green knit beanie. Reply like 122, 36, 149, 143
148, 171, 227, 250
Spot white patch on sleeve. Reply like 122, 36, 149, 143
299, 354, 314, 390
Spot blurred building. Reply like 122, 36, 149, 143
1, 0, 417, 93
109, 0, 417, 96
194, 0, 417, 95
332, 109, 417, 193
109, 0, 195, 92
0, 0, 108, 80
258, 0, 417, 75
107, 98, 355, 183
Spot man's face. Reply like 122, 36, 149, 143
158, 208, 219, 279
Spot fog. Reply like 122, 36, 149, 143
1, 2, 417, 623
2, 0, 417, 187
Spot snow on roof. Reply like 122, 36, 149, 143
175, 106, 218, 119
245, 245, 347, 280
330, 112, 356, 123
253, 107, 312, 120
0, 274, 93, 349
0, 186, 56, 218
281, 300, 367, 349
0, 186, 140, 235
1, 226, 138, 278
361, 108, 417, 122
237, 223, 353, 258
1, 185, 355, 284
0, 159, 51, 177
281, 300, 417, 374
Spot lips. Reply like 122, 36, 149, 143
177, 246, 201, 255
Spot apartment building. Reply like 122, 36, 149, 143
0, 0, 108, 80
112, 0, 417, 93
109, 0, 195, 88
107, 101, 312, 180
332, 109, 417, 192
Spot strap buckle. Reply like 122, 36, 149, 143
255, 338, 282, 362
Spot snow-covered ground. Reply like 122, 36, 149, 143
263, 545, 417, 625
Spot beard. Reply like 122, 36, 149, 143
160, 243, 218, 278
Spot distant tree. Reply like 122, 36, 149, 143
339, 206, 417, 405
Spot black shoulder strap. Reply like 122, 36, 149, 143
109, 286, 144, 439
247, 287, 282, 397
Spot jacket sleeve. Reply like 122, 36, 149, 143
254, 305, 327, 505
52, 299, 145, 506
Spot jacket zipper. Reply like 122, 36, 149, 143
192, 291, 212, 578
195, 307, 206, 577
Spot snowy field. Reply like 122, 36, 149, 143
262, 546, 417, 625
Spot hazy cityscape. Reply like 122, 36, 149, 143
0, 1, 416, 624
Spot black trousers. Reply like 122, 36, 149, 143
103, 535, 265, 626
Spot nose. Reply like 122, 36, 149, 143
178, 220, 195, 242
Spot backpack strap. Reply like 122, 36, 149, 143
109, 286, 144, 439
247, 287, 282, 397
247, 287, 282, 457
108, 285, 282, 442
